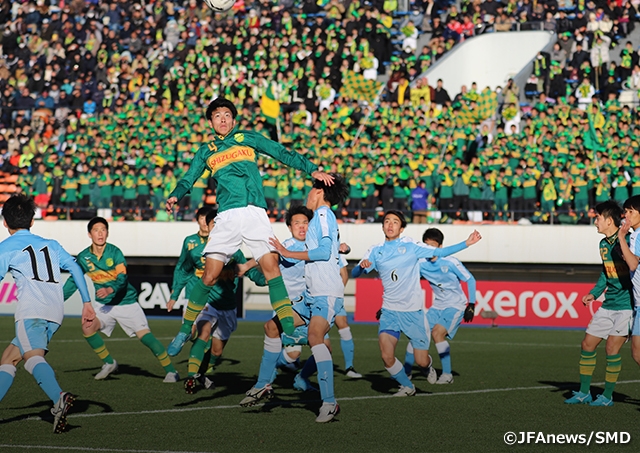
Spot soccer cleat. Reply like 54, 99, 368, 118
163, 371, 180, 383
564, 391, 593, 405
589, 394, 614, 407
94, 360, 118, 380
393, 385, 417, 397
315, 402, 340, 423
293, 373, 319, 392
436, 373, 454, 384
239, 384, 274, 407
424, 366, 437, 384
167, 332, 189, 356
345, 367, 363, 379
51, 392, 76, 433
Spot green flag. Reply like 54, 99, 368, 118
340, 70, 383, 104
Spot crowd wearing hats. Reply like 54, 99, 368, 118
1, 0, 640, 224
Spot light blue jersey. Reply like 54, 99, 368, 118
420, 256, 476, 309
629, 229, 640, 307
280, 237, 306, 300
359, 237, 468, 312
305, 205, 342, 297
0, 230, 91, 324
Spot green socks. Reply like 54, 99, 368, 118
180, 279, 212, 335
268, 276, 294, 335
579, 350, 597, 394
84, 333, 114, 364
141, 333, 176, 374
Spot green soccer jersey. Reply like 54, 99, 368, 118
170, 126, 318, 213
589, 233, 633, 311
63, 243, 138, 306
170, 237, 266, 310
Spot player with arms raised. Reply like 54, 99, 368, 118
166, 97, 333, 354
0, 194, 95, 433
353, 211, 481, 396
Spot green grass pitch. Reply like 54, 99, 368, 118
1, 316, 640, 453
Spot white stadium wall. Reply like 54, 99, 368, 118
0, 221, 602, 264
424, 31, 556, 97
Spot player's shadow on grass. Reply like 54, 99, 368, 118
539, 380, 635, 405
65, 364, 162, 380
0, 398, 113, 427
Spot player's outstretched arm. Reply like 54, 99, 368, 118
465, 230, 482, 246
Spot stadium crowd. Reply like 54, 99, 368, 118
1, 0, 640, 224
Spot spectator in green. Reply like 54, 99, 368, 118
32, 164, 51, 197
97, 167, 113, 209
276, 170, 290, 218
77, 165, 93, 208
137, 167, 151, 216
61, 169, 79, 207
572, 168, 590, 219
347, 167, 366, 220
481, 171, 496, 221
123, 168, 138, 214
111, 168, 124, 211
262, 167, 278, 217
468, 167, 484, 212
289, 170, 307, 209
523, 167, 540, 218
509, 167, 525, 220
539, 170, 558, 216
631, 166, 640, 196
150, 167, 165, 212
452, 163, 471, 219
437, 167, 454, 215
612, 170, 630, 205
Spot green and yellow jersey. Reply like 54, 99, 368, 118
63, 243, 138, 306
170, 126, 317, 213
589, 233, 633, 311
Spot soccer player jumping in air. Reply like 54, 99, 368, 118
165, 97, 332, 354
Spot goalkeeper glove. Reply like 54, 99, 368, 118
463, 304, 475, 323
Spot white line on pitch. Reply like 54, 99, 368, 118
0, 446, 214, 453
0, 336, 581, 348
9, 380, 640, 422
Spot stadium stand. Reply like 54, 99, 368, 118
1, 0, 640, 224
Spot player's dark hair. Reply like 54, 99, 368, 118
88, 216, 109, 232
623, 195, 640, 213
2, 194, 35, 230
422, 228, 444, 245
206, 97, 237, 122
196, 206, 213, 219
285, 205, 314, 226
382, 210, 407, 228
205, 209, 218, 225
595, 200, 623, 227
313, 173, 349, 206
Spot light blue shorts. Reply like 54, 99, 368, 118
427, 307, 465, 339
336, 305, 347, 318
292, 294, 344, 325
378, 308, 430, 351
632, 307, 640, 336
281, 325, 331, 346
12, 319, 60, 355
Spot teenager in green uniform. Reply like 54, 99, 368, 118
97, 167, 113, 209
167, 208, 267, 393
137, 167, 151, 218
122, 168, 137, 214
63, 217, 179, 383
150, 167, 165, 213
565, 201, 633, 406
61, 169, 79, 207
165, 97, 332, 353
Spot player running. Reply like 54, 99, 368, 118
403, 228, 477, 384
165, 97, 333, 354
63, 217, 179, 382
240, 174, 349, 423
565, 200, 633, 407
352, 211, 481, 396
0, 194, 95, 433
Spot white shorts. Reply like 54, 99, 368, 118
204, 205, 275, 263
195, 305, 237, 341
95, 302, 150, 338
586, 307, 633, 339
